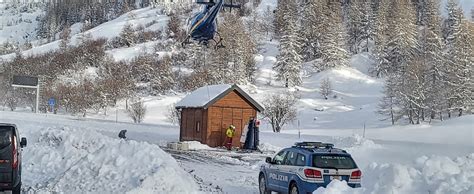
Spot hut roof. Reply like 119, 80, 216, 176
176, 84, 264, 112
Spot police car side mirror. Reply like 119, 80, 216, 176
20, 137, 27, 148
265, 157, 272, 164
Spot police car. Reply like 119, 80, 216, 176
259, 142, 361, 194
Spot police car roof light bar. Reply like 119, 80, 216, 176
294, 142, 334, 149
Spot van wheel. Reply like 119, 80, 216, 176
259, 175, 270, 194
12, 182, 21, 194
290, 182, 299, 194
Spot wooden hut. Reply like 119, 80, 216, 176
176, 84, 264, 148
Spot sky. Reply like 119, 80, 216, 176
442, 0, 474, 18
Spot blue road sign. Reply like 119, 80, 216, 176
48, 98, 55, 106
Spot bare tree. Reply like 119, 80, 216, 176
4, 90, 18, 111
319, 78, 332, 100
262, 93, 298, 133
59, 24, 71, 49
166, 103, 181, 126
127, 100, 147, 123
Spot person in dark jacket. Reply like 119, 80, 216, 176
118, 130, 127, 139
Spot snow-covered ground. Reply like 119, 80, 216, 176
2, 109, 471, 193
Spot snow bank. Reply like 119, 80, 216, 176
314, 180, 360, 194
314, 154, 474, 194
23, 127, 199, 193
333, 134, 382, 151
259, 134, 381, 153
258, 142, 282, 153
185, 141, 213, 150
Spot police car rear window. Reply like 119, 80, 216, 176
0, 127, 12, 149
312, 154, 357, 169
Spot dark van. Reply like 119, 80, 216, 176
0, 124, 27, 194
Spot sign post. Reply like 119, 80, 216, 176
11, 75, 40, 113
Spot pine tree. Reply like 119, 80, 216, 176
378, 75, 402, 125
318, 1, 349, 71
301, 0, 325, 61
377, 0, 424, 124
418, 0, 445, 120
443, 0, 463, 43
120, 23, 136, 47
444, 8, 473, 117
319, 78, 332, 100
372, 0, 390, 77
273, 0, 286, 38
274, 0, 302, 87
399, 57, 429, 124
378, 0, 418, 76
347, 0, 369, 54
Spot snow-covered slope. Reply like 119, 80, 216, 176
0, 3, 43, 45
0, 7, 168, 61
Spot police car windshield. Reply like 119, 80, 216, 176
312, 154, 357, 169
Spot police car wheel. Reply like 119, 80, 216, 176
259, 175, 270, 194
290, 183, 298, 194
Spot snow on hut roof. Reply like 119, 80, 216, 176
176, 84, 264, 112
176, 84, 232, 108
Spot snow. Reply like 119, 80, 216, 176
175, 84, 232, 108
0, 3, 43, 45
0, 7, 168, 61
255, 0, 277, 14
76, 7, 167, 43
22, 126, 199, 193
184, 141, 213, 150
315, 154, 474, 194
107, 41, 158, 61
3, 106, 471, 193
257, 142, 282, 153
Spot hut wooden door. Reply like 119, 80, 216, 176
232, 109, 243, 146
193, 109, 203, 142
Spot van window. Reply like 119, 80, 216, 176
0, 127, 12, 149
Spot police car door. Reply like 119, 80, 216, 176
267, 150, 287, 191
276, 151, 298, 192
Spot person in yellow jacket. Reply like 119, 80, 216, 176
224, 125, 236, 150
